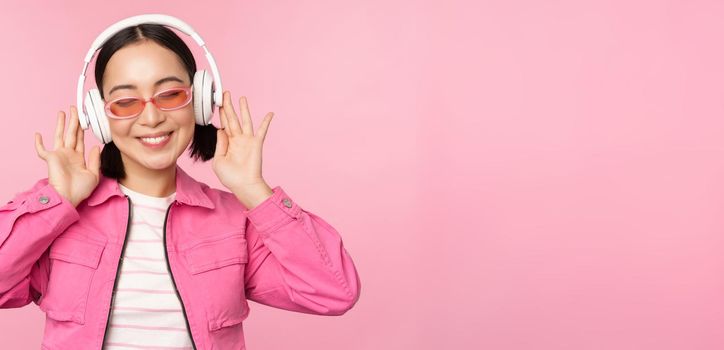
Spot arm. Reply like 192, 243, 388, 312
0, 178, 80, 308
243, 186, 361, 315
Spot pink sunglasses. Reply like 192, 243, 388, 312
104, 86, 193, 119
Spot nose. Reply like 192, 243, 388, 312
136, 99, 166, 127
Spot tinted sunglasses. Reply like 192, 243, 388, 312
104, 86, 193, 119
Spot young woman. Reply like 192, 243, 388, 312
0, 21, 360, 350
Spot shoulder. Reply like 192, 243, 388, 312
175, 166, 248, 212
196, 181, 249, 212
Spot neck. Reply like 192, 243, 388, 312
118, 156, 177, 197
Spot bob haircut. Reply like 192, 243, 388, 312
94, 24, 218, 180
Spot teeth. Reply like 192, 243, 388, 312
140, 134, 169, 144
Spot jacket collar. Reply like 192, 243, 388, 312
86, 165, 215, 209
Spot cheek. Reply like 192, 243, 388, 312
174, 112, 197, 143
108, 121, 134, 139
179, 124, 196, 144
183, 105, 197, 124
181, 106, 197, 127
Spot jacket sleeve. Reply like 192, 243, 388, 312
243, 185, 361, 315
0, 178, 80, 308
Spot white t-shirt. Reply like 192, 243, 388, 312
103, 183, 194, 349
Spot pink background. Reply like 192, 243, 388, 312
2, 0, 724, 349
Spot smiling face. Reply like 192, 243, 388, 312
101, 39, 195, 175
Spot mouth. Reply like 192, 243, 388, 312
137, 131, 173, 146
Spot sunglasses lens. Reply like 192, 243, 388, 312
109, 98, 143, 118
156, 88, 190, 109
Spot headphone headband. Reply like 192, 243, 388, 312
76, 14, 223, 129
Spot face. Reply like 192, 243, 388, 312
101, 40, 195, 174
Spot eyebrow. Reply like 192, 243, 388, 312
108, 76, 185, 95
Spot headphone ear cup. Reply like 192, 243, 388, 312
193, 70, 214, 125
85, 88, 112, 144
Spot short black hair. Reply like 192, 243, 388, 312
94, 24, 218, 180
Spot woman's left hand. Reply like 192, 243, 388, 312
212, 91, 275, 209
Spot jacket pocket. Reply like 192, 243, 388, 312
39, 235, 105, 324
182, 232, 249, 331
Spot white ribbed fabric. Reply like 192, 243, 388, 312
103, 183, 194, 350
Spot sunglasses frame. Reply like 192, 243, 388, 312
104, 85, 193, 120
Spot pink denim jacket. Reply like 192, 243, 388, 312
0, 165, 361, 349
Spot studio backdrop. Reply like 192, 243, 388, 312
2, 0, 724, 349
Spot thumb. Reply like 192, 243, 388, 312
214, 128, 228, 158
88, 145, 101, 178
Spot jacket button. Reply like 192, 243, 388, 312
39, 196, 49, 204
282, 198, 292, 208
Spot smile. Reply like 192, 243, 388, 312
137, 131, 173, 147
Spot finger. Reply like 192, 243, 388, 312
257, 112, 274, 143
75, 117, 85, 155
223, 91, 243, 135
214, 128, 228, 158
65, 106, 79, 149
87, 145, 101, 178
54, 111, 65, 150
239, 96, 253, 135
219, 106, 231, 137
35, 132, 48, 160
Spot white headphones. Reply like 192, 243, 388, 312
76, 14, 224, 144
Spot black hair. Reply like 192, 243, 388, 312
94, 24, 218, 180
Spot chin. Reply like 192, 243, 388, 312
142, 157, 179, 170
126, 149, 178, 170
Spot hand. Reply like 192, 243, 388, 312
212, 91, 274, 208
34, 106, 101, 207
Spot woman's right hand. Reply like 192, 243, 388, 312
34, 105, 101, 207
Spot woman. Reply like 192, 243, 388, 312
0, 22, 360, 349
